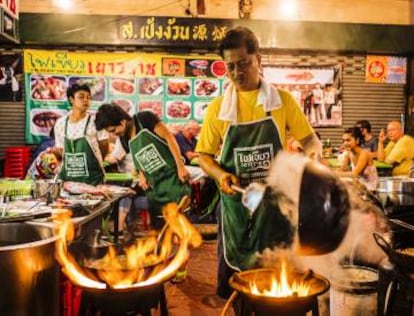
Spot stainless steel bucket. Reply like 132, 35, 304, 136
0, 223, 59, 316
33, 179, 63, 200
377, 177, 414, 193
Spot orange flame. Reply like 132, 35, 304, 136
55, 202, 202, 289
249, 262, 310, 297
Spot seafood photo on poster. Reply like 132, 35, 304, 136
263, 66, 343, 127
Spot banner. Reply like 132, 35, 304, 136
24, 49, 227, 144
263, 66, 343, 127
365, 55, 407, 84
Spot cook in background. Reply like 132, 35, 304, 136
174, 120, 200, 165
377, 120, 414, 176
95, 104, 191, 229
53, 84, 109, 185
196, 26, 322, 299
337, 127, 378, 191
354, 120, 378, 158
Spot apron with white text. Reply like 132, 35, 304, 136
129, 116, 191, 220
220, 116, 294, 270
60, 115, 104, 185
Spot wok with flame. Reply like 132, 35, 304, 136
226, 265, 329, 316
55, 201, 202, 291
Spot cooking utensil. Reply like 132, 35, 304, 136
373, 232, 414, 270
0, 211, 52, 223
377, 177, 414, 193
33, 177, 63, 201
389, 219, 414, 231
230, 183, 266, 215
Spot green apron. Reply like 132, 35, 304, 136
220, 115, 294, 271
60, 115, 104, 185
129, 116, 191, 220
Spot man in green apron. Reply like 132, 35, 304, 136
95, 104, 191, 229
53, 84, 108, 185
196, 26, 322, 299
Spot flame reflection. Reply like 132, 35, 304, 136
55, 202, 202, 289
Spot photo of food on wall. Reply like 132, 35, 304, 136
162, 58, 185, 76
30, 75, 67, 101
185, 59, 211, 77
110, 98, 134, 115
138, 78, 163, 95
69, 76, 106, 102
138, 100, 163, 118
166, 78, 191, 96
30, 108, 67, 136
110, 78, 135, 95
166, 100, 191, 119
194, 101, 209, 120
195, 79, 219, 97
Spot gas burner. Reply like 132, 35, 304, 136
225, 268, 329, 316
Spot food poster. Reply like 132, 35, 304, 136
24, 49, 227, 144
263, 66, 343, 127
365, 55, 407, 84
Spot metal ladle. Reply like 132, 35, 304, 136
230, 183, 266, 215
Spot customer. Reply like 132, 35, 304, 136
175, 120, 200, 164
355, 120, 378, 155
53, 84, 108, 185
195, 26, 322, 299
95, 104, 191, 229
377, 121, 414, 176
338, 127, 378, 190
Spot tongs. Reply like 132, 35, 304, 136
230, 183, 266, 215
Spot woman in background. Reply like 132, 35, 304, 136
338, 127, 378, 190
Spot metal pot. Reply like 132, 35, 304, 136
377, 176, 414, 193
0, 223, 59, 316
33, 179, 63, 200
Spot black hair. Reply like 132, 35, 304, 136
95, 103, 131, 131
66, 84, 91, 101
356, 120, 372, 133
218, 26, 259, 58
344, 127, 363, 145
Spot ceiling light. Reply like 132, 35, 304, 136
280, 0, 298, 19
55, 0, 72, 10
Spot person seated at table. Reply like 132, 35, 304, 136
175, 120, 200, 165
377, 121, 414, 176
355, 120, 378, 157
338, 127, 378, 190
95, 104, 191, 230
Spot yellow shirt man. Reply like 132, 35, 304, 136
384, 135, 414, 176
196, 88, 313, 156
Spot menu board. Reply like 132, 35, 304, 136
24, 49, 227, 144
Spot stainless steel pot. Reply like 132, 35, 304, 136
33, 179, 63, 200
377, 177, 414, 193
0, 223, 59, 316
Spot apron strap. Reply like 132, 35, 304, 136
83, 114, 91, 135
134, 114, 144, 132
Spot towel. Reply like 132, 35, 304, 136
218, 78, 282, 122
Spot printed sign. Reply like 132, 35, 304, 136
366, 55, 407, 84
24, 49, 227, 144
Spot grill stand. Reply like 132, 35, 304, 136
78, 282, 168, 316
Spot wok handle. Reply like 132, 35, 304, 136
230, 185, 246, 194
373, 232, 393, 257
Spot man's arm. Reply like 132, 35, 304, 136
198, 154, 238, 195
299, 133, 322, 160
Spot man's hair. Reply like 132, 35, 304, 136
95, 103, 130, 131
344, 127, 364, 145
356, 120, 372, 133
218, 26, 259, 58
66, 84, 91, 100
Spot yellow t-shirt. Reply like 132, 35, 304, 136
384, 135, 414, 176
196, 88, 313, 155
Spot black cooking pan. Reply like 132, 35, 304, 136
373, 232, 414, 270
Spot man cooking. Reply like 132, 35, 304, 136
195, 26, 322, 299
54, 84, 108, 185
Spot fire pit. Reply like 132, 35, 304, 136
226, 267, 329, 316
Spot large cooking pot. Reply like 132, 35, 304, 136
0, 223, 59, 316
377, 176, 414, 193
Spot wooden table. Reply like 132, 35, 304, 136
328, 157, 393, 176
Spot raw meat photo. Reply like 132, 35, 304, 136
110, 78, 135, 95
138, 101, 163, 118
166, 101, 191, 119
166, 78, 191, 96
